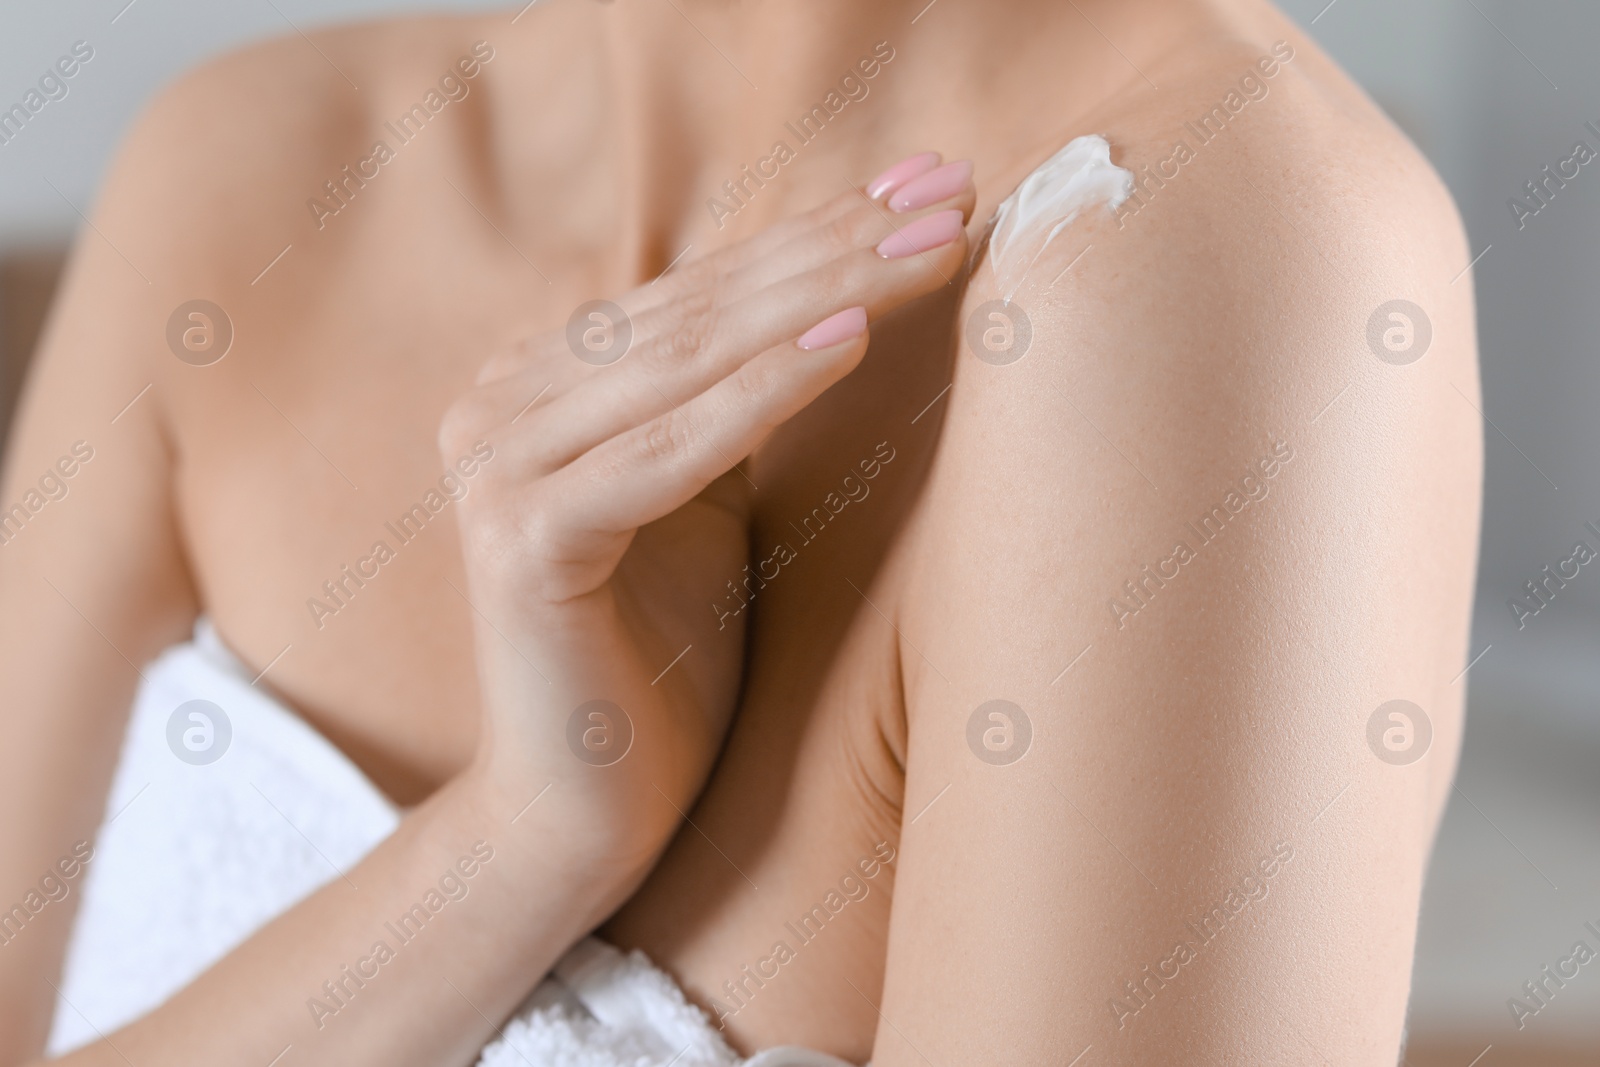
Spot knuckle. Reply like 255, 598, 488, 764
725, 360, 774, 413
652, 285, 719, 364
810, 257, 858, 306
821, 208, 872, 253
669, 253, 721, 294
437, 393, 485, 457
638, 411, 697, 465
819, 187, 865, 223
516, 498, 562, 559
477, 323, 566, 384
473, 500, 570, 603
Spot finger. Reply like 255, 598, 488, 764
621, 157, 931, 319
475, 335, 540, 386
498, 212, 967, 476
460, 159, 973, 428
540, 308, 872, 543
624, 189, 864, 314
626, 157, 973, 322
694, 160, 977, 308
462, 187, 867, 397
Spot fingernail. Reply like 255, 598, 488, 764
865, 151, 941, 200
796, 306, 868, 350
875, 210, 965, 260
888, 160, 974, 212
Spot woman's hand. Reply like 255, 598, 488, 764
442, 159, 974, 890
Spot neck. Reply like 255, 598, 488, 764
490, 0, 1224, 272
602, 0, 1208, 102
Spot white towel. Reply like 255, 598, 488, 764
487, 938, 850, 1067
47, 620, 854, 1067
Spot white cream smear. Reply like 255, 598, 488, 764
986, 133, 1135, 302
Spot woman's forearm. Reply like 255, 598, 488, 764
36, 766, 603, 1067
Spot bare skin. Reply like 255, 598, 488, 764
0, 0, 1480, 1064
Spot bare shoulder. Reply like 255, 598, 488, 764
1098, 31, 1472, 272
906, 27, 1483, 724
971, 29, 1476, 367
872, 34, 1482, 1065
932, 27, 1483, 573
92, 14, 527, 285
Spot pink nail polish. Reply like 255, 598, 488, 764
888, 160, 974, 212
875, 210, 965, 259
796, 306, 868, 350
865, 152, 941, 200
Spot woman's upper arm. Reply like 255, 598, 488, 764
0, 84, 201, 1059
876, 120, 1481, 1064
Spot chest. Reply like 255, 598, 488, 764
161, 90, 972, 1058
165, 184, 961, 796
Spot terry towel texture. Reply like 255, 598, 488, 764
47, 620, 853, 1067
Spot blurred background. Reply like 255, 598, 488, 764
0, 1, 1594, 1063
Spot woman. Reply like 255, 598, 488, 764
0, 0, 1481, 1062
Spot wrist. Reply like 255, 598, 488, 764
452, 757, 668, 914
